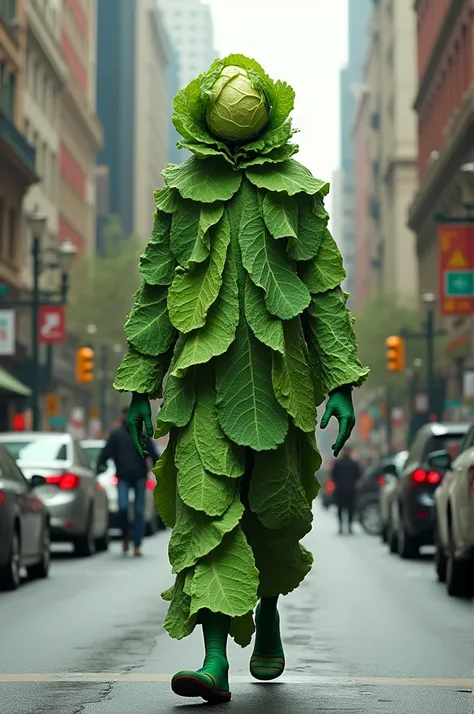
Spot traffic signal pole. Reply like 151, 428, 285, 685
31, 237, 40, 431
425, 306, 435, 417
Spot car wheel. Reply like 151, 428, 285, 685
0, 525, 21, 591
359, 500, 382, 536
397, 522, 419, 559
446, 555, 474, 599
95, 527, 110, 552
434, 527, 447, 583
74, 510, 96, 558
27, 522, 50, 580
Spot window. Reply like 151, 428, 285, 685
0, 436, 68, 463
0, 448, 28, 489
8, 208, 16, 261
74, 441, 90, 469
0, 63, 15, 120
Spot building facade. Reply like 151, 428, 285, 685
59, 0, 102, 256
365, 0, 418, 302
408, 0, 474, 412
338, 0, 372, 299
96, 0, 169, 241
330, 169, 344, 252
352, 86, 372, 310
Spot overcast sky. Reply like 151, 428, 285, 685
204, 0, 348, 185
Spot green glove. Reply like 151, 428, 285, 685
320, 386, 356, 457
127, 392, 154, 458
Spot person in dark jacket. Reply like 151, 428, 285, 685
330, 446, 362, 534
98, 408, 159, 556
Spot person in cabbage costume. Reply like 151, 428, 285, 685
113, 55, 369, 704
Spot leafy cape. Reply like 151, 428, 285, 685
114, 54, 369, 646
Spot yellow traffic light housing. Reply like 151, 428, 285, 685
76, 347, 94, 383
385, 336, 405, 372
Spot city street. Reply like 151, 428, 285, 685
1, 505, 473, 714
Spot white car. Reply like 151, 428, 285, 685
434, 422, 474, 599
379, 450, 408, 544
80, 440, 162, 536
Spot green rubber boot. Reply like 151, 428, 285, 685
171, 610, 231, 704
250, 596, 285, 681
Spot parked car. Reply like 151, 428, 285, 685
0, 432, 109, 558
357, 456, 403, 535
0, 444, 50, 590
80, 439, 163, 535
388, 422, 469, 559
379, 450, 409, 542
434, 421, 474, 598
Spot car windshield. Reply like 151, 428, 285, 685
433, 434, 465, 460
0, 437, 68, 463
81, 445, 103, 468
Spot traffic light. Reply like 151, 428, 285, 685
76, 347, 94, 383
385, 336, 405, 372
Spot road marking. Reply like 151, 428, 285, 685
0, 673, 472, 688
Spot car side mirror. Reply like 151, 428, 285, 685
30, 474, 46, 488
427, 449, 451, 471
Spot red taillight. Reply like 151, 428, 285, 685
146, 479, 156, 490
0, 491, 4, 505
411, 469, 441, 485
45, 473, 81, 490
377, 476, 385, 485
110, 476, 118, 485
326, 481, 335, 493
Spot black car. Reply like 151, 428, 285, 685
0, 445, 50, 590
357, 457, 400, 535
390, 422, 469, 559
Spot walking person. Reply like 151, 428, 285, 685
331, 446, 362, 534
98, 408, 159, 556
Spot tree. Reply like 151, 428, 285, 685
353, 293, 446, 401
67, 216, 143, 349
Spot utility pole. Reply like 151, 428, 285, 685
385, 385, 393, 455
425, 303, 435, 418
100, 344, 108, 433
31, 237, 40, 431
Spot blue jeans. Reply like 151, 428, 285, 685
117, 478, 146, 548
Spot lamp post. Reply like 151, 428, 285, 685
421, 292, 436, 419
28, 215, 77, 431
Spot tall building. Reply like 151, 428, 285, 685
59, 0, 102, 256
408, 0, 474, 413
365, 0, 418, 301
330, 169, 344, 252
0, 0, 37, 428
96, 0, 170, 240
157, 0, 217, 90
22, 0, 68, 287
352, 85, 372, 310
338, 0, 372, 299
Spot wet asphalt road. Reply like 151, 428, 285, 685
1, 504, 473, 714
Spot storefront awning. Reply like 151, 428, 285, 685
0, 367, 32, 396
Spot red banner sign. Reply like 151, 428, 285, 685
38, 305, 65, 344
438, 224, 474, 315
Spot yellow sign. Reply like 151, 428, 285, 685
45, 394, 59, 417
447, 248, 468, 268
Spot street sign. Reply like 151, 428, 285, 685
0, 310, 15, 355
45, 393, 59, 417
38, 305, 65, 343
438, 224, 474, 315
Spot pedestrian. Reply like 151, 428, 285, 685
331, 446, 362, 534
97, 407, 159, 556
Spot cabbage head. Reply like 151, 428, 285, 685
205, 65, 269, 143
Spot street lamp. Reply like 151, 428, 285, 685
421, 293, 436, 418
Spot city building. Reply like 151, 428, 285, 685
22, 0, 68, 287
408, 0, 474, 414
352, 85, 372, 310
330, 169, 344, 252
59, 0, 102, 256
338, 0, 372, 299
157, 0, 217, 90
0, 0, 38, 427
96, 0, 170, 240
365, 0, 418, 302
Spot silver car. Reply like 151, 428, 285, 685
80, 439, 162, 536
0, 432, 109, 557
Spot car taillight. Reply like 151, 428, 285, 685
45, 473, 81, 490
146, 479, 156, 490
0, 491, 4, 505
326, 481, 335, 493
411, 469, 441, 485
110, 476, 118, 485
377, 476, 385, 485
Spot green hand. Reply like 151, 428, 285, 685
127, 392, 154, 457
320, 387, 356, 457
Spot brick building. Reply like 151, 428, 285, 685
408, 0, 474, 411
59, 0, 102, 255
